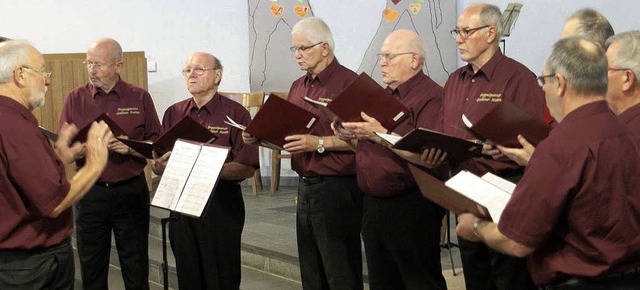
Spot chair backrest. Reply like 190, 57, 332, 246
219, 91, 265, 115
270, 91, 288, 100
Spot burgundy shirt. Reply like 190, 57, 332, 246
59, 77, 161, 183
0, 96, 72, 249
287, 59, 358, 176
161, 93, 259, 171
356, 72, 443, 197
443, 50, 545, 176
619, 102, 640, 136
499, 101, 640, 285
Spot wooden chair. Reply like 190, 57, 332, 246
220, 91, 265, 195
268, 92, 291, 193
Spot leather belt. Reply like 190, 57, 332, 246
540, 266, 640, 289
300, 175, 355, 185
95, 174, 142, 188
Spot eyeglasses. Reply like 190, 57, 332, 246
83, 61, 118, 70
536, 74, 555, 87
376, 52, 415, 62
450, 25, 490, 39
21, 66, 51, 81
182, 67, 216, 76
289, 42, 324, 53
608, 68, 631, 72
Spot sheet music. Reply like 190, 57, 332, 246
175, 145, 228, 217
375, 132, 402, 145
481, 172, 516, 193
151, 140, 201, 210
445, 171, 512, 223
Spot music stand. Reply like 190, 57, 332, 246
500, 3, 523, 54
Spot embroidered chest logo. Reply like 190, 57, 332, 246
476, 93, 502, 102
317, 97, 333, 103
208, 126, 229, 135
116, 107, 141, 115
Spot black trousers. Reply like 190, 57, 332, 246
362, 189, 447, 290
75, 174, 150, 290
459, 238, 535, 290
0, 238, 74, 290
169, 182, 244, 290
297, 175, 363, 290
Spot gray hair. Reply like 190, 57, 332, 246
567, 8, 614, 48
291, 17, 335, 52
606, 30, 640, 83
479, 4, 503, 40
0, 40, 32, 83
546, 37, 608, 96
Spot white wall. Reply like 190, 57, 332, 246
0, 0, 251, 114
460, 0, 639, 74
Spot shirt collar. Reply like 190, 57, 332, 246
304, 58, 339, 87
91, 75, 124, 99
390, 71, 425, 98
618, 102, 640, 125
461, 50, 505, 82
0, 95, 39, 126
188, 92, 223, 114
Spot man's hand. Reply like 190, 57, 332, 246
283, 134, 320, 154
107, 135, 133, 155
55, 122, 86, 164
496, 135, 535, 166
482, 141, 509, 161
331, 121, 355, 141
456, 213, 483, 242
84, 121, 112, 169
340, 112, 386, 143
152, 150, 171, 175
242, 131, 260, 145
421, 148, 448, 168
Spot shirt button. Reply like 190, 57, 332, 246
471, 79, 475, 83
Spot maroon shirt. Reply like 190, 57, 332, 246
499, 101, 640, 285
59, 77, 161, 183
619, 102, 640, 136
443, 50, 545, 176
287, 59, 358, 176
161, 93, 259, 171
356, 72, 443, 197
0, 96, 72, 249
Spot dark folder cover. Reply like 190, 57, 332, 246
408, 163, 491, 220
245, 94, 320, 150
305, 72, 410, 130
392, 127, 482, 163
118, 116, 216, 159
73, 113, 127, 143
459, 100, 551, 147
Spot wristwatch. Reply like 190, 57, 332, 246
317, 137, 325, 153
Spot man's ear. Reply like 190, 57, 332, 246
486, 26, 498, 44
321, 42, 330, 58
14, 67, 27, 87
622, 70, 636, 92
556, 73, 567, 97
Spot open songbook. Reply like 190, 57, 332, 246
118, 116, 216, 159
224, 94, 319, 150
73, 113, 127, 143
303, 72, 409, 130
376, 127, 482, 163
456, 100, 551, 148
408, 164, 515, 223
151, 139, 229, 217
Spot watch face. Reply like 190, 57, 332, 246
317, 146, 325, 153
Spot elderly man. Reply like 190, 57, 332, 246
457, 36, 640, 289
153, 52, 259, 289
499, 8, 615, 166
59, 38, 161, 290
0, 41, 110, 289
605, 31, 640, 135
244, 17, 363, 290
337, 29, 446, 289
443, 3, 546, 289
560, 8, 614, 48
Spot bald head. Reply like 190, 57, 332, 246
546, 37, 608, 96
385, 29, 426, 66
89, 38, 123, 63
0, 41, 40, 83
560, 8, 614, 48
